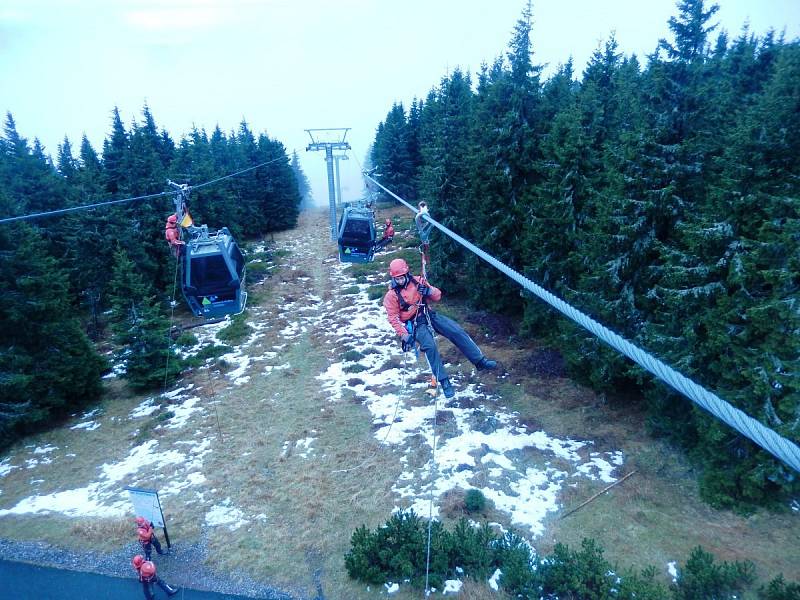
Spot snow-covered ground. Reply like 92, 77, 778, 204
0, 225, 631, 595
316, 258, 624, 536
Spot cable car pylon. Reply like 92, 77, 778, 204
305, 128, 351, 241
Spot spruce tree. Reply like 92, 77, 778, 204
372, 103, 415, 202
70, 135, 113, 335
109, 247, 180, 391
102, 107, 129, 195
467, 2, 543, 313
0, 198, 106, 447
417, 70, 475, 290
56, 136, 79, 182
291, 150, 313, 210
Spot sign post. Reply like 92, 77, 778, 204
126, 487, 171, 548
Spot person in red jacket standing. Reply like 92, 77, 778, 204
135, 558, 178, 598
164, 214, 185, 258
383, 258, 496, 399
135, 516, 166, 560
374, 218, 395, 251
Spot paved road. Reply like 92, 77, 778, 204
1, 559, 259, 600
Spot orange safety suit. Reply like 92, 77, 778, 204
164, 214, 185, 257
382, 275, 441, 337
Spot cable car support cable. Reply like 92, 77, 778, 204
0, 154, 292, 225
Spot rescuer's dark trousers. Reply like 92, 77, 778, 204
141, 577, 177, 599
374, 236, 393, 250
141, 534, 164, 560
412, 310, 483, 383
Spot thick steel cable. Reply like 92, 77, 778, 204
363, 173, 800, 474
190, 154, 290, 190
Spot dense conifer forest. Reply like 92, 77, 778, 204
0, 106, 307, 447
370, 1, 799, 510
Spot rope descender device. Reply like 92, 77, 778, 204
415, 201, 434, 244
416, 202, 434, 280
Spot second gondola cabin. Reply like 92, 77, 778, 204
182, 225, 247, 318
337, 205, 376, 263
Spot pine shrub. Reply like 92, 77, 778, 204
464, 488, 486, 513
673, 546, 756, 600
759, 575, 800, 600
368, 285, 386, 301
175, 332, 198, 347
446, 520, 494, 579
217, 312, 252, 344
245, 260, 270, 282
345, 514, 782, 599
493, 531, 536, 597
344, 510, 427, 585
341, 350, 364, 362
536, 538, 614, 599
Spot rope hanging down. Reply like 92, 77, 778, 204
363, 173, 800, 475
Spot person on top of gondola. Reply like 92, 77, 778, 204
374, 218, 395, 251
164, 214, 185, 258
382, 258, 497, 399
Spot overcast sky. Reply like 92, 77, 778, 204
1, 0, 798, 208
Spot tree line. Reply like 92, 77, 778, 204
369, 0, 799, 510
0, 105, 308, 447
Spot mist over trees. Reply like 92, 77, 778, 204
370, 0, 799, 510
0, 106, 306, 446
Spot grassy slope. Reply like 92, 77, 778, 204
0, 207, 797, 599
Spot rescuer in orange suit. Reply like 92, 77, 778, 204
134, 557, 178, 599
374, 218, 395, 251
164, 214, 185, 257
383, 258, 497, 399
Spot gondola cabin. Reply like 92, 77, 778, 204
182, 226, 247, 318
337, 206, 376, 263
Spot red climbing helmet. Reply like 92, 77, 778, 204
132, 555, 144, 569
167, 214, 178, 225
389, 258, 409, 278
140, 560, 156, 579
135, 516, 146, 527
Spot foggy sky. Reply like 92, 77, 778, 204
1, 0, 798, 208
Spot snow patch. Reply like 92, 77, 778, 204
164, 397, 204, 429
130, 398, 161, 418
489, 568, 502, 591
70, 421, 100, 431
0, 459, 16, 477
205, 499, 247, 530
667, 561, 678, 582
